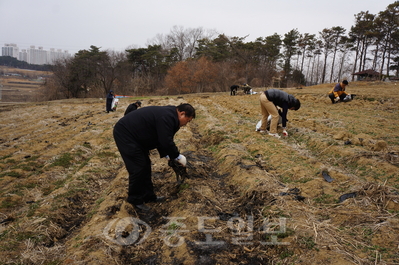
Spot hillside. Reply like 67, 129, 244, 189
0, 81, 398, 264
0, 66, 48, 102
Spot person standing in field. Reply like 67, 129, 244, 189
258, 89, 301, 139
106, 90, 115, 113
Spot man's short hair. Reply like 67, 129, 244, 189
293, 99, 301, 110
342, 80, 349, 85
177, 103, 196, 118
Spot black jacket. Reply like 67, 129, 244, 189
114, 106, 180, 159
264, 89, 297, 128
124, 103, 138, 116
106, 92, 114, 112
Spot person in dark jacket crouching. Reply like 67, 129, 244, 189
113, 103, 196, 211
258, 89, 300, 139
124, 101, 142, 116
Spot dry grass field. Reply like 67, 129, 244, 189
0, 73, 398, 264
0, 66, 48, 102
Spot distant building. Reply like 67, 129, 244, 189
1, 43, 71, 65
2, 43, 19, 58
48, 48, 70, 64
28, 46, 47, 65
352, 69, 381, 81
19, 49, 28, 62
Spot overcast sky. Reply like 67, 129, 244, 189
0, 0, 395, 55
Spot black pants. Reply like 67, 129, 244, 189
329, 93, 345, 103
113, 124, 157, 205
230, 85, 239, 96
106, 98, 113, 112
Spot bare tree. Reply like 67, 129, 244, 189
282, 29, 300, 86
337, 36, 353, 81
298, 33, 316, 74
96, 50, 128, 96
376, 2, 399, 78
148, 26, 216, 61
329, 27, 346, 83
319, 28, 335, 83
350, 11, 376, 80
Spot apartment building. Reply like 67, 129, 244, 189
1, 43, 71, 65
1, 43, 19, 58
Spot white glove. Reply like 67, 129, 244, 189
175, 154, 187, 167
335, 97, 340, 101
282, 129, 288, 136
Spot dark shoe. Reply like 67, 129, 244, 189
134, 203, 151, 211
155, 196, 166, 202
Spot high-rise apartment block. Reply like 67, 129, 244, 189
1, 43, 72, 65
2, 43, 19, 58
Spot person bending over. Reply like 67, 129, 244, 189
113, 103, 196, 211
258, 89, 300, 139
124, 101, 142, 116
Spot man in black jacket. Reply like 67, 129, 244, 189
230, 85, 239, 96
258, 89, 300, 139
124, 101, 142, 116
113, 103, 196, 211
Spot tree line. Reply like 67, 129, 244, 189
0, 56, 51, 71
43, 2, 398, 100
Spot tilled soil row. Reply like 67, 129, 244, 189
64, 114, 288, 264
1, 85, 398, 264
